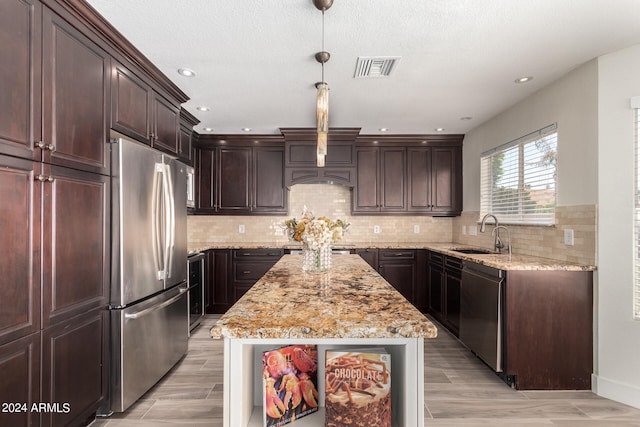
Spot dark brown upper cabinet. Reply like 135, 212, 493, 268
408, 145, 462, 214
111, 61, 180, 156
0, 1, 110, 175
353, 146, 407, 213
0, 0, 41, 162
179, 108, 199, 164
354, 135, 463, 216
194, 135, 287, 215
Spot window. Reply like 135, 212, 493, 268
481, 124, 557, 225
634, 108, 640, 319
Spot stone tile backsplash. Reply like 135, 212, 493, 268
451, 205, 596, 266
188, 184, 596, 265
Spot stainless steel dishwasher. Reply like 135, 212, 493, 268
460, 260, 504, 372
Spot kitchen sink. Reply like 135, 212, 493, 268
450, 248, 496, 255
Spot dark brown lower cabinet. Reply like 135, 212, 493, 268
41, 309, 108, 427
0, 310, 107, 427
504, 270, 593, 390
0, 332, 40, 427
205, 248, 283, 314
356, 248, 427, 311
205, 249, 232, 314
378, 249, 416, 303
427, 251, 445, 321
426, 251, 461, 336
355, 248, 378, 270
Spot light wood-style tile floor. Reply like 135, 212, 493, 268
92, 315, 640, 426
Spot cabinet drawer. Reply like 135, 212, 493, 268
233, 261, 274, 282
379, 249, 415, 260
428, 251, 444, 266
232, 248, 284, 259
445, 255, 463, 273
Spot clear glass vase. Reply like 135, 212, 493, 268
302, 244, 332, 272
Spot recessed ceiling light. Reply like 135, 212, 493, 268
177, 68, 196, 77
514, 76, 533, 84
435, 128, 445, 132
203, 127, 214, 132
242, 127, 252, 132
379, 128, 389, 132
196, 106, 210, 112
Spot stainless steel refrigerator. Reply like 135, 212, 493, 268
103, 137, 189, 414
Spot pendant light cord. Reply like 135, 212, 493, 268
321, 10, 325, 84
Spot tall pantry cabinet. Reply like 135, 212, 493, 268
1, 0, 109, 426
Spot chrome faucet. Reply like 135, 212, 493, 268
492, 225, 512, 256
480, 213, 508, 254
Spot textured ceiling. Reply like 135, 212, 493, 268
87, 0, 640, 135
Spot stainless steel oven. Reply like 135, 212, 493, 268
187, 252, 205, 333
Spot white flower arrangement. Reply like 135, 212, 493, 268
284, 207, 350, 250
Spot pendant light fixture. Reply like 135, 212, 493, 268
314, 0, 333, 167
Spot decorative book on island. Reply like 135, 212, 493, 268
262, 344, 319, 426
325, 348, 391, 427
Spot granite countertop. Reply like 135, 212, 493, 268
210, 254, 438, 340
189, 241, 596, 271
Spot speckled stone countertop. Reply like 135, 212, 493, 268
210, 255, 438, 340
424, 243, 596, 272
189, 241, 596, 271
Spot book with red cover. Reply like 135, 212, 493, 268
262, 344, 319, 426
324, 349, 391, 427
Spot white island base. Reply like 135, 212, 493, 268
223, 336, 425, 427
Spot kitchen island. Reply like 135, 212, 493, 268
211, 254, 437, 427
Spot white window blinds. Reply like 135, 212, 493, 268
480, 124, 557, 225
634, 108, 640, 319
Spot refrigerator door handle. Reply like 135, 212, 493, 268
152, 163, 166, 280
162, 162, 176, 280
124, 286, 188, 320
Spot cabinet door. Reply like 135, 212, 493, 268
445, 272, 461, 336
353, 148, 379, 212
0, 155, 40, 345
111, 61, 151, 144
380, 147, 406, 211
218, 147, 251, 212
427, 261, 444, 321
151, 93, 179, 155
206, 250, 233, 314
431, 147, 461, 214
379, 256, 416, 303
42, 8, 110, 175
196, 148, 217, 212
178, 124, 193, 163
414, 250, 428, 312
42, 164, 109, 327
253, 146, 287, 213
408, 148, 432, 212
356, 248, 378, 270
0, 0, 41, 161
41, 309, 107, 427
0, 332, 40, 427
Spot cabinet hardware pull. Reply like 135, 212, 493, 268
35, 141, 56, 151
35, 175, 54, 183
243, 271, 251, 274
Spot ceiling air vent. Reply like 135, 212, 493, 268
354, 56, 401, 78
